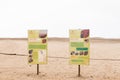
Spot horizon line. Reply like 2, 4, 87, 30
0, 37, 120, 39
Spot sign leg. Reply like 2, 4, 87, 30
78, 65, 81, 77
37, 64, 39, 75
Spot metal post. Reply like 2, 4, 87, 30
37, 64, 39, 75
78, 65, 81, 77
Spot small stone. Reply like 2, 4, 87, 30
90, 75, 93, 78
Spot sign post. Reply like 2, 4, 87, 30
69, 29, 90, 77
28, 30, 48, 75
78, 65, 80, 77
37, 64, 39, 75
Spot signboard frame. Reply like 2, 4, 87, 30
69, 29, 90, 65
28, 30, 48, 65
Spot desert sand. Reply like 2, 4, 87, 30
0, 38, 120, 80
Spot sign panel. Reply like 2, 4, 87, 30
28, 30, 47, 64
69, 29, 90, 65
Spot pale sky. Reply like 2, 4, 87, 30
0, 0, 120, 38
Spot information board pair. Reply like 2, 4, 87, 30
28, 29, 90, 65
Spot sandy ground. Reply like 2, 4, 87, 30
0, 38, 120, 80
